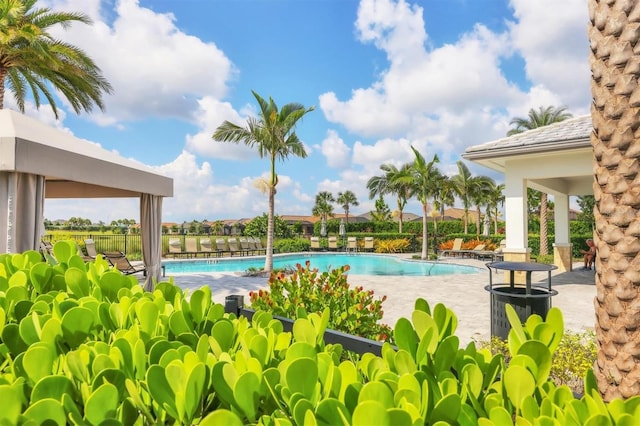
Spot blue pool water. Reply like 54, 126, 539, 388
163, 253, 482, 276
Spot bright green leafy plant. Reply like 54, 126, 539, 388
1, 241, 639, 425
249, 261, 393, 342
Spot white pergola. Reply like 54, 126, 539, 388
0, 109, 173, 288
462, 115, 593, 271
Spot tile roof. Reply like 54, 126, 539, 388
464, 114, 592, 158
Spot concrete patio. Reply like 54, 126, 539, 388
158, 256, 596, 346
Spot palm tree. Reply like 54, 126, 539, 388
469, 177, 496, 238
508, 106, 573, 255
312, 191, 335, 224
486, 183, 505, 234
367, 163, 413, 233
434, 175, 455, 220
0, 0, 112, 118
587, 0, 640, 400
213, 91, 314, 272
507, 106, 573, 136
336, 190, 359, 224
405, 146, 439, 259
451, 161, 475, 234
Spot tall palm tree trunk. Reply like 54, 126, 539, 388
421, 203, 429, 260
539, 193, 548, 256
265, 188, 275, 272
589, 0, 640, 400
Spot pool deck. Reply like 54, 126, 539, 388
157, 255, 596, 346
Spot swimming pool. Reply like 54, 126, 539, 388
163, 253, 482, 276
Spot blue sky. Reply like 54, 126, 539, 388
22, 0, 590, 223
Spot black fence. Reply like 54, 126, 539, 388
42, 234, 203, 259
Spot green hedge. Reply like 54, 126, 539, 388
1, 241, 635, 424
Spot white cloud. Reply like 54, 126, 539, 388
47, 0, 235, 125
317, 130, 352, 168
154, 151, 269, 220
352, 138, 414, 173
320, 0, 590, 164
508, 0, 590, 110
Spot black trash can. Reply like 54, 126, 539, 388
485, 285, 557, 340
485, 261, 558, 341
224, 295, 244, 316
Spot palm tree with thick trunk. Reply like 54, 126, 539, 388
406, 146, 439, 260
0, 0, 112, 117
337, 190, 359, 225
588, 0, 640, 400
367, 163, 413, 233
508, 106, 573, 255
213, 91, 314, 272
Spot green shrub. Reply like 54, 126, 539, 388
480, 329, 597, 397
273, 237, 310, 253
249, 261, 393, 342
1, 241, 637, 425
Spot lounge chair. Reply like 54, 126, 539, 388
310, 236, 321, 251
75, 242, 94, 262
440, 238, 464, 257
168, 238, 182, 258
347, 237, 358, 252
40, 241, 55, 261
250, 237, 266, 254
184, 237, 198, 258
216, 238, 229, 256
363, 237, 374, 252
246, 237, 257, 253
463, 244, 487, 259
227, 237, 242, 256
84, 238, 98, 259
199, 238, 214, 257
103, 251, 147, 275
328, 236, 338, 251
239, 237, 253, 255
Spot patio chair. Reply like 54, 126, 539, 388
40, 241, 55, 261
103, 251, 147, 275
250, 237, 266, 254
440, 238, 464, 257
75, 242, 94, 262
246, 237, 257, 253
363, 237, 374, 252
184, 237, 198, 258
199, 238, 214, 257
227, 237, 242, 256
168, 238, 182, 258
347, 237, 358, 252
239, 237, 253, 255
328, 236, 338, 251
84, 238, 98, 258
310, 236, 321, 251
216, 238, 229, 256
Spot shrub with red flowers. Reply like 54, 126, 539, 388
249, 261, 393, 343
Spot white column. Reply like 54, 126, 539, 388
554, 194, 570, 244
504, 168, 528, 251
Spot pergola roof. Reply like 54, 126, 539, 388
0, 109, 173, 198
462, 114, 593, 196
